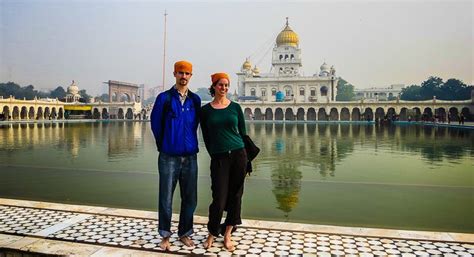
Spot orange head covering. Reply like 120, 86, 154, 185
174, 60, 193, 73
211, 73, 230, 84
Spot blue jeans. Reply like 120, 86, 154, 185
158, 152, 197, 238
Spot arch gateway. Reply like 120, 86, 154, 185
239, 98, 473, 122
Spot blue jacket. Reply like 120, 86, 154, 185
150, 86, 201, 156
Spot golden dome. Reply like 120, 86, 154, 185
276, 18, 299, 47
242, 58, 252, 70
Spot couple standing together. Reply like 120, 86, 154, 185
150, 60, 248, 251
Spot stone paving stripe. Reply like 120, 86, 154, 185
33, 214, 92, 237
1, 202, 473, 256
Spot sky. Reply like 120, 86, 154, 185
1, 0, 472, 96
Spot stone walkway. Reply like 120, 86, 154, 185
0, 199, 473, 256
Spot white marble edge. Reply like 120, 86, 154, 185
1, 197, 473, 243
0, 235, 179, 257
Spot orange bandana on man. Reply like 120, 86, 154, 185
174, 61, 193, 73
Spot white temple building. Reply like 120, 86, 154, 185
237, 18, 338, 103
66, 80, 81, 103
354, 84, 405, 101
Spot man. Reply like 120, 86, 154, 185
150, 60, 201, 250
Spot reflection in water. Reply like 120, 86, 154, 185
107, 122, 144, 160
0, 122, 146, 160
0, 122, 472, 232
248, 123, 473, 216
1, 122, 471, 165
272, 162, 302, 219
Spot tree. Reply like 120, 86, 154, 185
78, 89, 91, 103
336, 78, 355, 101
440, 79, 471, 100
419, 76, 443, 99
50, 86, 66, 99
94, 93, 109, 102
22, 85, 37, 99
0, 82, 21, 98
400, 76, 472, 101
400, 85, 422, 100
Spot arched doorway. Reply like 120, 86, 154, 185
423, 107, 433, 121
244, 108, 253, 120
120, 93, 131, 102
265, 108, 273, 120
296, 108, 305, 121
1, 106, 9, 120
126, 108, 133, 119
375, 107, 385, 121
318, 108, 327, 121
435, 107, 446, 122
363, 108, 373, 121
118, 108, 124, 119
28, 107, 35, 120
44, 107, 51, 120
461, 107, 471, 121
329, 108, 339, 121
340, 108, 350, 121
51, 107, 57, 119
387, 108, 396, 120
448, 107, 459, 122
285, 108, 295, 121
399, 108, 408, 121
12, 106, 20, 120
307, 108, 316, 121
352, 108, 361, 121
93, 108, 101, 119
36, 107, 43, 120
254, 108, 263, 120
275, 108, 283, 120
58, 108, 64, 119
412, 107, 421, 121
20, 106, 28, 119
102, 108, 109, 119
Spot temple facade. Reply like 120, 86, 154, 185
237, 18, 338, 104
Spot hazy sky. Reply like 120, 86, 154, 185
1, 0, 472, 96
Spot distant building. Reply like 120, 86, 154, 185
354, 84, 405, 101
65, 80, 81, 103
237, 18, 338, 103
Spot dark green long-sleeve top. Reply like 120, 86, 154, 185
200, 101, 247, 155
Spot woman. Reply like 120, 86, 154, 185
200, 72, 248, 251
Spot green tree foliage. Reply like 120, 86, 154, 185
78, 89, 91, 103
335, 78, 355, 101
441, 79, 471, 100
400, 85, 422, 100
0, 82, 41, 100
400, 76, 472, 101
419, 76, 443, 99
1, 82, 91, 101
94, 93, 109, 102
50, 86, 66, 99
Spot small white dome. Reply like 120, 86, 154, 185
67, 80, 79, 95
320, 62, 330, 72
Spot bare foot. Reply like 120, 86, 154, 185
203, 234, 214, 249
159, 237, 171, 251
224, 236, 235, 252
179, 235, 195, 247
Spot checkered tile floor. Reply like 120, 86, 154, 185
1, 205, 473, 256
